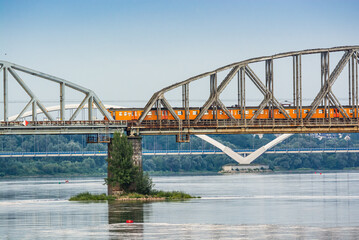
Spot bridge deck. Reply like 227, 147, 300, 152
1, 148, 358, 158
0, 120, 127, 134
132, 118, 359, 135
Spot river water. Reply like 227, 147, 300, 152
1, 172, 359, 239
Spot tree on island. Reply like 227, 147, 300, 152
105, 132, 153, 194
71, 132, 197, 201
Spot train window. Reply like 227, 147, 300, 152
124, 112, 127, 116
350, 109, 353, 113
318, 110, 323, 114
178, 111, 182, 115
219, 111, 223, 115
204, 111, 209, 115
119, 112, 122, 116
147, 112, 152, 116
193, 111, 197, 115
285, 110, 290, 114
304, 110, 308, 114
245, 110, 249, 114
238, 110, 241, 115
134, 112, 137, 116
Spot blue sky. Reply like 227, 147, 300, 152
1, 0, 358, 110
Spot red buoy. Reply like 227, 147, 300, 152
126, 220, 134, 223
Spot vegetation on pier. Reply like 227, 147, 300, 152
105, 132, 153, 194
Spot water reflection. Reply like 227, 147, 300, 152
108, 201, 145, 237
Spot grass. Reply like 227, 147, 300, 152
69, 190, 199, 201
69, 192, 116, 201
118, 190, 198, 200
150, 190, 197, 200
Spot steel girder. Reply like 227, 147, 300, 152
0, 61, 113, 122
138, 46, 359, 131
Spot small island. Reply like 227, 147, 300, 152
69, 190, 196, 201
69, 132, 197, 201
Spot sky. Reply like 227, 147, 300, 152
0, 0, 359, 114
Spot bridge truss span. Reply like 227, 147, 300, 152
131, 46, 359, 138
0, 61, 128, 135
0, 60, 113, 122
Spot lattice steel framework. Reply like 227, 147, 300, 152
134, 46, 359, 138
0, 60, 113, 122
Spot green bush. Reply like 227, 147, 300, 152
135, 170, 153, 195
69, 192, 115, 201
150, 190, 195, 199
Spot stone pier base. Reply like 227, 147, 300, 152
127, 136, 143, 169
107, 136, 143, 195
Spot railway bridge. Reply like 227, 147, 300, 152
1, 46, 359, 165
124, 46, 359, 140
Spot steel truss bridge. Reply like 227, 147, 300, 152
0, 60, 124, 135
1, 46, 358, 137
0, 46, 359, 164
129, 46, 359, 139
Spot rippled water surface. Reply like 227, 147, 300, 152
1, 172, 359, 239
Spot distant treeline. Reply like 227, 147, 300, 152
1, 133, 359, 177
0, 135, 107, 177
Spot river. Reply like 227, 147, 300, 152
1, 172, 359, 239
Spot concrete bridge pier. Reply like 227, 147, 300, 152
107, 136, 143, 195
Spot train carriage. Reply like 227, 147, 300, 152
107, 106, 356, 121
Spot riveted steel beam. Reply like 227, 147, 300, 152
245, 66, 291, 119
3, 67, 8, 121
0, 61, 113, 122
8, 67, 54, 121
14, 99, 35, 121
161, 97, 181, 122
194, 67, 239, 123
305, 50, 353, 120
70, 94, 90, 121
139, 46, 359, 127
60, 83, 65, 121
182, 84, 189, 123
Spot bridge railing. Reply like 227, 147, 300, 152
0, 120, 128, 126
133, 118, 359, 135
0, 120, 128, 135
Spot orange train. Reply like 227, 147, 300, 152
107, 106, 357, 121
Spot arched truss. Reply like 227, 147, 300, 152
0, 60, 113, 122
138, 46, 359, 126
